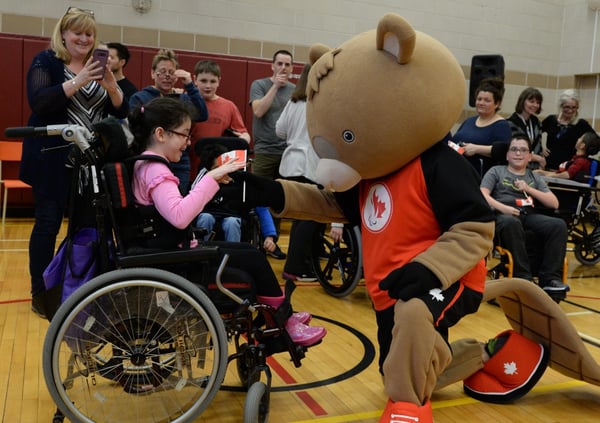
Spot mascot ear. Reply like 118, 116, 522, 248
376, 13, 416, 64
309, 43, 331, 64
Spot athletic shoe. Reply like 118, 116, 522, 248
282, 271, 317, 282
540, 279, 570, 292
31, 295, 46, 319
266, 245, 287, 259
285, 319, 326, 347
379, 399, 433, 423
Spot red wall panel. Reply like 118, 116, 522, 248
0, 33, 305, 210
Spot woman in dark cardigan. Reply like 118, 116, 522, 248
542, 89, 593, 170
21, 7, 128, 318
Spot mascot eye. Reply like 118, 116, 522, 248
342, 130, 355, 143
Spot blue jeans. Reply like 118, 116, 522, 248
29, 193, 65, 296
196, 213, 241, 242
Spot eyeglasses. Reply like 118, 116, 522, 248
65, 7, 95, 18
155, 69, 176, 78
509, 147, 530, 154
168, 129, 191, 142
561, 105, 578, 110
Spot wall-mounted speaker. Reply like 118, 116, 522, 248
469, 55, 504, 107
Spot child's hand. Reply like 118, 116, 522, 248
208, 157, 245, 183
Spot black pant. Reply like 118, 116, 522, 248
495, 211, 567, 283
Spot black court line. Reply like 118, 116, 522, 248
563, 299, 600, 348
220, 314, 376, 392
564, 299, 600, 315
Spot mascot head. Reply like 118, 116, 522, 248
307, 13, 465, 191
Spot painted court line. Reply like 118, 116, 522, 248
290, 381, 587, 423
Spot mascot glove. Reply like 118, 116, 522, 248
232, 171, 284, 211
378, 262, 441, 301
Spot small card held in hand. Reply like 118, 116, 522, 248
191, 149, 247, 190
217, 149, 247, 167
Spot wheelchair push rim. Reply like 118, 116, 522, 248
43, 268, 228, 423
311, 224, 363, 297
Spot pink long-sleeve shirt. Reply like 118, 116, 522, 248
132, 151, 219, 230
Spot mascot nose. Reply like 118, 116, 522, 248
312, 136, 338, 160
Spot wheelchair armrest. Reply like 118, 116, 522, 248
115, 245, 220, 268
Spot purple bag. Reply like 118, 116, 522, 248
43, 227, 99, 303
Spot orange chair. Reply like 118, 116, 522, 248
0, 141, 31, 230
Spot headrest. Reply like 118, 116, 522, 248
194, 137, 249, 156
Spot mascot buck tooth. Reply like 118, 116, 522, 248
239, 12, 600, 423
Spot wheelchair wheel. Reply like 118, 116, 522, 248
311, 225, 362, 297
43, 268, 228, 423
243, 381, 269, 423
573, 240, 600, 265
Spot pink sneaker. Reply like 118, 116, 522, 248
290, 311, 311, 324
285, 319, 326, 346
379, 399, 432, 423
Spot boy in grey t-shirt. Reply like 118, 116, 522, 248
480, 135, 569, 293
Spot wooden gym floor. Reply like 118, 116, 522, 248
1, 218, 599, 422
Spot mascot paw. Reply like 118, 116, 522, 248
379, 262, 440, 301
463, 330, 549, 404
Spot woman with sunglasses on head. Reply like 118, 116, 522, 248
129, 48, 208, 196
21, 7, 128, 319
541, 89, 593, 171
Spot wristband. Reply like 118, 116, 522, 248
70, 78, 78, 90
331, 222, 344, 228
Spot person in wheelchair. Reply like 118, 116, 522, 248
128, 96, 326, 347
534, 131, 600, 182
480, 135, 570, 294
194, 141, 280, 254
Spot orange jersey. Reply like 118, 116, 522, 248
359, 145, 489, 311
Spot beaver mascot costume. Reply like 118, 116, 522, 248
237, 13, 600, 422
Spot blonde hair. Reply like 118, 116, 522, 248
50, 9, 97, 63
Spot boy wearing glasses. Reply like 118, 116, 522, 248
130, 48, 208, 195
480, 135, 569, 294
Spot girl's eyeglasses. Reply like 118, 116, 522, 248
168, 129, 192, 142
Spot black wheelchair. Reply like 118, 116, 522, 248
309, 224, 363, 297
542, 175, 600, 265
6, 121, 317, 423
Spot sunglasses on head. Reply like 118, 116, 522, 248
64, 7, 95, 19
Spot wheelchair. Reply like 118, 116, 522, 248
309, 223, 363, 297
542, 175, 600, 265
6, 121, 315, 423
487, 236, 569, 303
192, 136, 267, 251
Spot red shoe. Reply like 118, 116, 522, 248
379, 399, 433, 423
285, 319, 326, 346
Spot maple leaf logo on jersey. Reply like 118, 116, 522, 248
372, 191, 387, 219
504, 361, 518, 375
429, 288, 444, 302
363, 183, 392, 232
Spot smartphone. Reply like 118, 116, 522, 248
92, 48, 109, 78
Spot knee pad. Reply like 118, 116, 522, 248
463, 329, 549, 404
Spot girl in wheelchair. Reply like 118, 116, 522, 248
128, 96, 326, 347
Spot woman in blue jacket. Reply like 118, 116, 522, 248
21, 7, 128, 319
